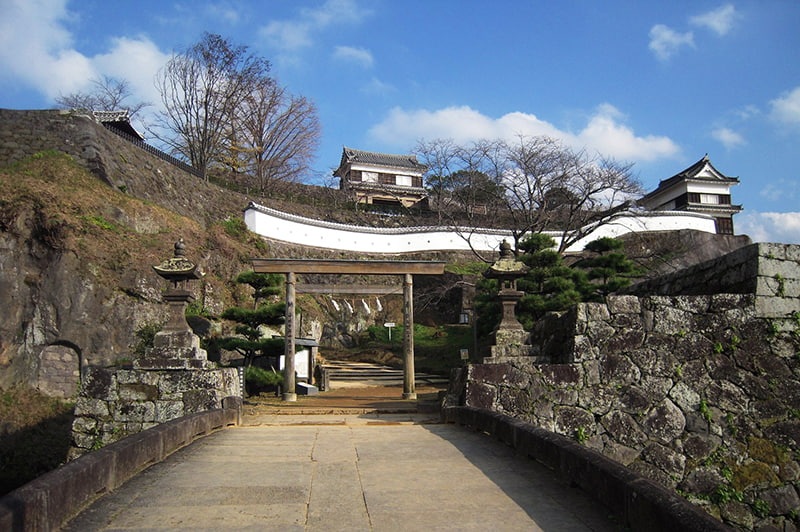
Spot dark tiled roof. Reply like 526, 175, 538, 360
336, 147, 426, 174
93, 110, 131, 122
643, 155, 739, 200
93, 110, 144, 140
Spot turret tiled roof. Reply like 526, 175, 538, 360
335, 147, 426, 176
642, 155, 739, 202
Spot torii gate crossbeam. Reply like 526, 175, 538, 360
251, 259, 446, 401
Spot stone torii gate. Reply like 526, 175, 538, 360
251, 258, 446, 401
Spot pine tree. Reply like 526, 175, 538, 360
474, 234, 589, 337
217, 271, 285, 369
575, 237, 643, 301
474, 235, 642, 356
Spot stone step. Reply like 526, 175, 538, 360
323, 360, 448, 385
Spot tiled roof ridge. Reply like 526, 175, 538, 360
247, 200, 710, 236
92, 110, 131, 123
342, 146, 426, 170
669, 155, 737, 182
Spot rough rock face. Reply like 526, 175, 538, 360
0, 211, 167, 390
0, 153, 263, 392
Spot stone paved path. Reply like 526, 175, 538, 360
64, 414, 622, 532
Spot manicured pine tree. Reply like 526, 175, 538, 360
217, 271, 286, 369
474, 235, 641, 355
574, 237, 643, 301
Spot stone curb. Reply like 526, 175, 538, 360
0, 398, 241, 532
442, 405, 734, 532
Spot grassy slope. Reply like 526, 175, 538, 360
0, 151, 270, 303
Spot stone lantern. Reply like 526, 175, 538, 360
484, 239, 531, 358
134, 238, 211, 370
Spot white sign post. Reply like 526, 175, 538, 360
384, 322, 396, 342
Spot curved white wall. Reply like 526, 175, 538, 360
244, 202, 717, 254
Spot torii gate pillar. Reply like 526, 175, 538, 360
402, 273, 416, 399
283, 272, 297, 402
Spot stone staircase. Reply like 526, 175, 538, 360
324, 360, 449, 387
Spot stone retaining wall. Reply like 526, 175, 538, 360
0, 108, 243, 226
70, 366, 240, 458
451, 285, 800, 529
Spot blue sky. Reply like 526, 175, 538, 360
1, 0, 799, 243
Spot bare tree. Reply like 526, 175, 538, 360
415, 138, 462, 222
224, 79, 321, 192
414, 136, 643, 256
56, 75, 150, 117
150, 33, 271, 179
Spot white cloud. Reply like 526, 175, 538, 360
577, 104, 680, 161
260, 20, 314, 52
0, 0, 168, 108
92, 37, 172, 106
302, 0, 366, 26
368, 104, 679, 163
204, 2, 241, 24
770, 86, 800, 126
735, 211, 800, 244
649, 5, 739, 61
369, 106, 554, 146
333, 46, 373, 68
690, 4, 739, 36
361, 77, 395, 95
260, 0, 369, 55
759, 184, 781, 202
0, 0, 94, 98
734, 105, 760, 121
759, 179, 798, 202
648, 24, 694, 61
712, 127, 746, 150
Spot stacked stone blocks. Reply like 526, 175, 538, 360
70, 366, 239, 458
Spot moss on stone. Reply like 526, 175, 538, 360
731, 461, 780, 492
748, 436, 790, 465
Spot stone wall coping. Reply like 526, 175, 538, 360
0, 398, 241, 532
247, 200, 517, 237
624, 242, 800, 298
442, 405, 734, 532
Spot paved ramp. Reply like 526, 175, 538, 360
64, 415, 621, 531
